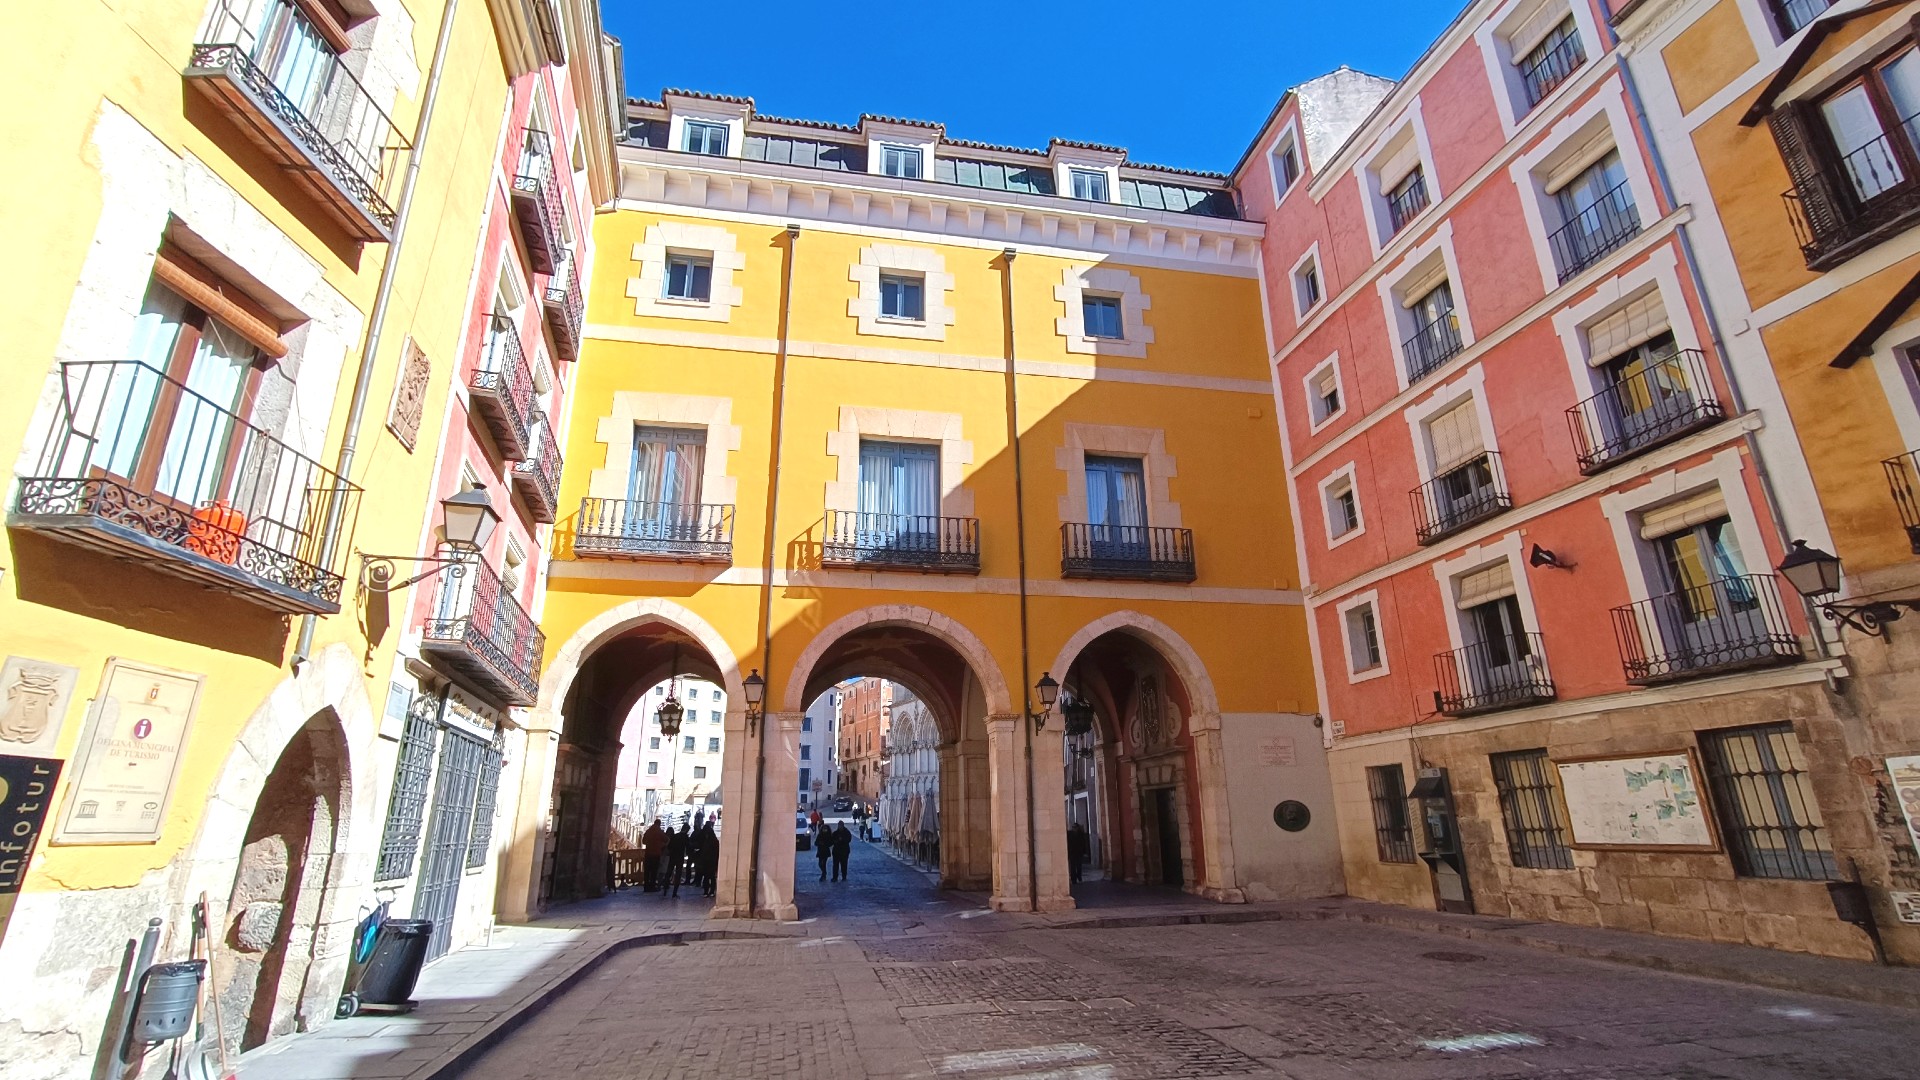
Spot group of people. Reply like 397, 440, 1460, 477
812, 820, 854, 882
639, 818, 719, 897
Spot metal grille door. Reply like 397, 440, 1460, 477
415, 728, 487, 961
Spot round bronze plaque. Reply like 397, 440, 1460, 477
1272, 800, 1311, 832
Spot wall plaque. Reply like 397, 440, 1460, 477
0, 657, 80, 757
1556, 750, 1718, 851
53, 660, 203, 845
386, 336, 431, 452
1260, 737, 1297, 767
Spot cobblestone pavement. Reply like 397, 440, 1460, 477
458, 846, 1920, 1080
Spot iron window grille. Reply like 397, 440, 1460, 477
1699, 723, 1839, 881
420, 728, 488, 961
376, 691, 442, 882
1882, 448, 1920, 554
464, 734, 505, 870
1490, 749, 1574, 869
1519, 18, 1586, 108
1387, 169, 1430, 235
1367, 765, 1415, 863
1566, 348, 1725, 473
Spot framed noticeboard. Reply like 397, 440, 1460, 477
1554, 750, 1719, 852
53, 659, 204, 845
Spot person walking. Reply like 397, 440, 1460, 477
641, 818, 667, 892
1067, 822, 1089, 884
815, 821, 833, 881
694, 821, 719, 897
830, 822, 852, 882
665, 823, 690, 897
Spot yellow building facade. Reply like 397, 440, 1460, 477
504, 94, 1343, 921
1618, 0, 1920, 960
0, 0, 618, 1070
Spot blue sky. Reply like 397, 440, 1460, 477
604, 1, 1461, 174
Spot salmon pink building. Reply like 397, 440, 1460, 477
1236, 0, 1870, 958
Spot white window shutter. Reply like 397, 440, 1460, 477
1637, 489, 1729, 540
1377, 134, 1423, 190
1455, 561, 1517, 610
1585, 291, 1669, 362
1426, 399, 1486, 474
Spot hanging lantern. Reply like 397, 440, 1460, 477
1061, 697, 1095, 738
655, 694, 685, 737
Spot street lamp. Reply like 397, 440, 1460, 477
1029, 671, 1059, 734
655, 692, 686, 737
1061, 694, 1096, 738
742, 668, 766, 736
360, 490, 503, 594
1777, 538, 1920, 637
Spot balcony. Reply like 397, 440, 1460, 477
1520, 32, 1585, 109
511, 128, 566, 275
420, 557, 543, 707
1549, 179, 1641, 282
822, 511, 980, 574
184, 1, 408, 242
470, 314, 534, 460
1411, 452, 1510, 545
1403, 308, 1464, 384
1567, 349, 1725, 473
1387, 172, 1430, 236
542, 258, 584, 364
1060, 523, 1196, 583
1783, 114, 1920, 271
8, 360, 361, 614
511, 418, 561, 524
1611, 574, 1802, 685
575, 499, 734, 563
1434, 634, 1555, 716
1883, 450, 1920, 554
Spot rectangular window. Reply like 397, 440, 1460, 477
1773, 0, 1836, 37
663, 254, 713, 301
1387, 167, 1430, 234
1700, 723, 1838, 880
1819, 51, 1920, 202
1273, 137, 1301, 193
708, 737, 721, 752
683, 120, 728, 156
801, 744, 812, 760
1070, 168, 1111, 201
879, 273, 925, 321
693, 766, 707, 779
799, 767, 812, 791
1310, 364, 1342, 425
710, 711, 721, 723
655, 685, 665, 695
1551, 151, 1638, 279
688, 687, 700, 700
629, 425, 706, 510
880, 145, 923, 179
683, 736, 695, 751
1490, 749, 1574, 869
1345, 603, 1382, 672
1366, 764, 1415, 863
802, 716, 813, 731
649, 736, 660, 749
858, 439, 940, 522
1295, 259, 1322, 313
1326, 478, 1359, 539
1518, 16, 1585, 108
1082, 295, 1124, 339
1085, 455, 1148, 561
646, 761, 659, 775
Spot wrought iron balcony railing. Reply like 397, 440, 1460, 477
420, 556, 543, 706
1884, 449, 1920, 555
185, 0, 409, 241
1567, 349, 1725, 473
575, 499, 734, 562
1411, 451, 1509, 544
8, 360, 362, 614
1435, 633, 1554, 716
1403, 307, 1464, 384
1783, 111, 1920, 270
822, 511, 981, 573
1387, 172, 1430, 236
511, 128, 566, 275
1520, 31, 1585, 108
1549, 180, 1641, 281
1611, 574, 1801, 685
470, 314, 534, 460
511, 418, 561, 524
1060, 523, 1196, 583
542, 257, 585, 364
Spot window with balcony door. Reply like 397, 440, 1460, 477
627, 425, 706, 540
1647, 509, 1767, 658
1386, 167, 1430, 235
1602, 331, 1697, 451
1463, 592, 1533, 691
1550, 150, 1639, 279
1821, 52, 1920, 203
1517, 15, 1585, 109
858, 439, 941, 553
1773, 44, 1920, 267
1085, 455, 1148, 560
1421, 398, 1500, 536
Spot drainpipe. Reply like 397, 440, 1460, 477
997, 248, 1040, 913
747, 224, 801, 918
294, 0, 464, 666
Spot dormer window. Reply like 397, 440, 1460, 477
1069, 168, 1110, 202
683, 120, 728, 156
879, 145, 923, 179
1082, 295, 1123, 339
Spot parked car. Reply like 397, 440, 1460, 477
795, 814, 812, 851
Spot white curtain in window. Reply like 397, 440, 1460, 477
156, 318, 253, 506
1086, 457, 1146, 529
1585, 291, 1668, 362
630, 426, 705, 508
93, 284, 189, 479
859, 442, 939, 519
1426, 400, 1485, 474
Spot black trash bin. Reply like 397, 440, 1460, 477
355, 919, 433, 1013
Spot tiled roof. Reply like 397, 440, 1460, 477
860, 114, 945, 132
756, 114, 861, 134
627, 97, 665, 110
943, 136, 1048, 157
1131, 160, 1230, 182
661, 88, 754, 106
1049, 137, 1128, 155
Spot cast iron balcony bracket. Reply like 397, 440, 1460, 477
1813, 597, 1920, 637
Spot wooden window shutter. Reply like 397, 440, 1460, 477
1455, 560, 1517, 610
1427, 399, 1486, 474
1769, 98, 1849, 244
152, 247, 289, 359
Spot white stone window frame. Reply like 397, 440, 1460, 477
1598, 447, 1775, 635
1055, 266, 1154, 359
848, 244, 956, 341
1507, 82, 1660, 293
1053, 423, 1180, 528
1473, 0, 1603, 136
870, 140, 935, 180
1267, 116, 1306, 208
1430, 531, 1543, 659
1403, 363, 1501, 490
1335, 590, 1391, 682
1352, 98, 1443, 256
588, 392, 743, 505
667, 106, 746, 159
1376, 220, 1474, 391
1058, 161, 1120, 203
1319, 462, 1366, 549
1549, 245, 1700, 413
824, 406, 975, 517
1290, 242, 1325, 322
1305, 352, 1346, 434
627, 221, 747, 323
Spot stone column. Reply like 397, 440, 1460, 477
1188, 711, 1245, 903
499, 708, 562, 923
582, 742, 622, 897
984, 714, 1075, 912
1028, 719, 1075, 912
711, 710, 801, 920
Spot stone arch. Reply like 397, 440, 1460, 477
781, 604, 1012, 715
539, 597, 746, 712
1046, 610, 1221, 717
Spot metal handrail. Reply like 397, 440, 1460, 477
1549, 179, 1641, 281
513, 417, 561, 518
423, 556, 544, 703
471, 313, 535, 456
1434, 633, 1554, 715
14, 359, 362, 605
1060, 522, 1196, 582
514, 128, 567, 259
1610, 573, 1801, 684
1403, 307, 1464, 384
822, 510, 981, 572
1782, 112, 1920, 267
1520, 30, 1585, 108
1410, 451, 1509, 544
1387, 171, 1430, 235
575, 499, 735, 561
1566, 349, 1724, 472
543, 256, 585, 358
